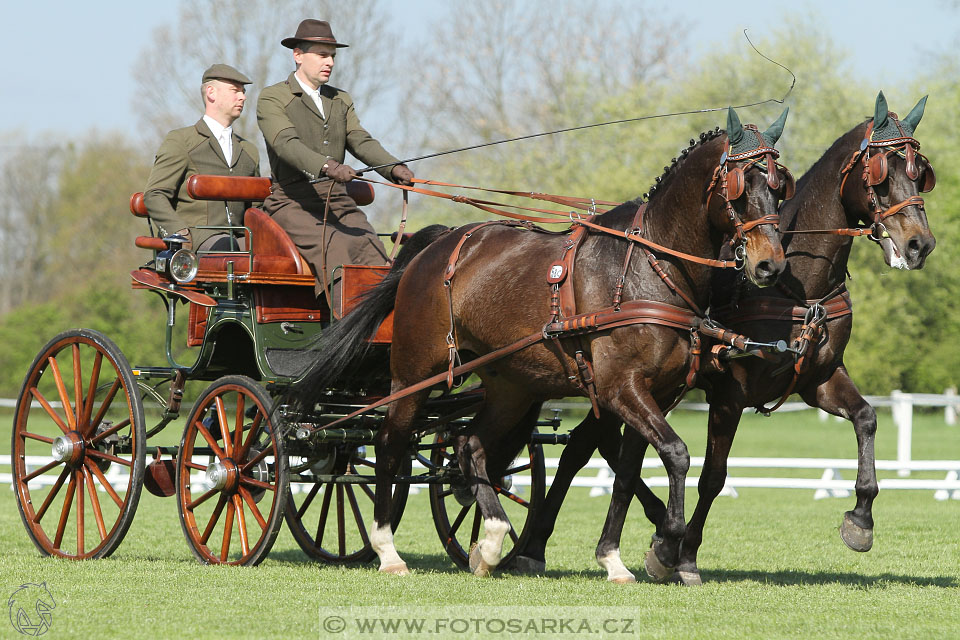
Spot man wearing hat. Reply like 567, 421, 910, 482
258, 19, 414, 304
145, 63, 260, 250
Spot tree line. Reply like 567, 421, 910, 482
0, 1, 957, 397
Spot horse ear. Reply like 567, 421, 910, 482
901, 95, 927, 134
726, 107, 744, 146
763, 107, 789, 146
873, 91, 889, 129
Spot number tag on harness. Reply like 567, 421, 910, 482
547, 262, 566, 284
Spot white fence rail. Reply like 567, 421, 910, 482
3, 391, 958, 500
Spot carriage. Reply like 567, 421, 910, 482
10, 175, 561, 566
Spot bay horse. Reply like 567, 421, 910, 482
516, 91, 936, 585
292, 107, 793, 576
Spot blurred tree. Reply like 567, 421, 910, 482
44, 137, 151, 297
398, 0, 683, 226
0, 141, 62, 314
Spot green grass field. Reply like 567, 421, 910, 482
3, 407, 958, 639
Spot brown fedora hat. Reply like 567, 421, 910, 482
281, 19, 349, 49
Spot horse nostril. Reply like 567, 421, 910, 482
907, 237, 921, 258
907, 235, 935, 259
756, 260, 775, 277
905, 234, 936, 266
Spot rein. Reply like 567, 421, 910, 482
355, 135, 782, 271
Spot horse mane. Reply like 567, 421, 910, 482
592, 127, 725, 234
644, 128, 724, 201
780, 119, 869, 232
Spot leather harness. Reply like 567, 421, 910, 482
711, 285, 853, 414
435, 138, 786, 417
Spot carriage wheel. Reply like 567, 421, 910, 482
429, 431, 545, 570
176, 376, 287, 566
11, 329, 146, 559
285, 445, 410, 563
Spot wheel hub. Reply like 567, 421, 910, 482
51, 432, 85, 466
308, 451, 336, 475
247, 448, 269, 503
206, 459, 239, 492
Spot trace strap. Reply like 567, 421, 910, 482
356, 176, 741, 269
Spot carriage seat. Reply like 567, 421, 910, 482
131, 175, 373, 282
130, 177, 392, 342
196, 207, 309, 277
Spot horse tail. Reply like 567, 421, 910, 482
285, 224, 451, 416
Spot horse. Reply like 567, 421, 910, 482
291, 106, 793, 577
515, 91, 937, 586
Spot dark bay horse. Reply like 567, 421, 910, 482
517, 92, 936, 585
292, 107, 792, 576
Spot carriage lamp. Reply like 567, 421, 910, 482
169, 249, 199, 283
155, 234, 199, 284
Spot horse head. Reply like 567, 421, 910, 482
708, 107, 792, 287
841, 91, 936, 270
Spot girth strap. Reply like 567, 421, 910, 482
543, 299, 701, 337
710, 287, 852, 415
712, 289, 853, 325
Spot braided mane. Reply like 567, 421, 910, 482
643, 127, 724, 201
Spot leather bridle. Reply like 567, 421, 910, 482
839, 118, 935, 243
705, 126, 794, 266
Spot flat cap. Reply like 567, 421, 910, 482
202, 63, 252, 85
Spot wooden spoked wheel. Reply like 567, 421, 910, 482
11, 329, 146, 559
429, 431, 545, 569
176, 376, 287, 565
285, 445, 409, 563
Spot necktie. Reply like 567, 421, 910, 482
219, 130, 232, 163
313, 89, 325, 118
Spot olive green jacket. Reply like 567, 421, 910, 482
144, 119, 260, 247
257, 72, 399, 186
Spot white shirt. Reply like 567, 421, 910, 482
203, 114, 233, 163
294, 74, 325, 119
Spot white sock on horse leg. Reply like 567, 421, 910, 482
478, 518, 510, 566
370, 523, 405, 569
597, 548, 636, 582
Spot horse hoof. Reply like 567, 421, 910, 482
469, 544, 494, 577
609, 573, 637, 584
643, 547, 675, 582
840, 514, 873, 552
511, 555, 546, 575
379, 562, 410, 576
677, 571, 702, 587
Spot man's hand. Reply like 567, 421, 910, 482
323, 159, 358, 183
175, 228, 193, 251
391, 164, 415, 186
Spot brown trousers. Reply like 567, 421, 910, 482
263, 181, 389, 303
